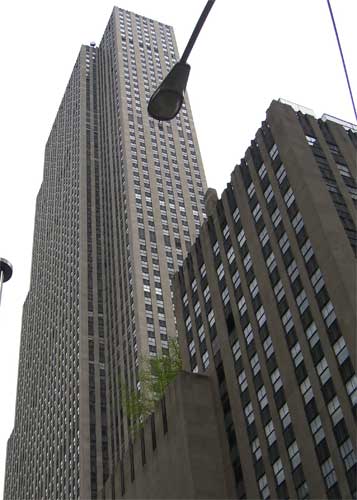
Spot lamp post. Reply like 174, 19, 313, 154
0, 258, 13, 307
148, 0, 216, 121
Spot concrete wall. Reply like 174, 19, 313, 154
102, 371, 234, 499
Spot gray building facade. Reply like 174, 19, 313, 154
175, 100, 356, 499
4, 7, 207, 500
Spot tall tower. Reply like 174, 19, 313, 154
4, 7, 207, 500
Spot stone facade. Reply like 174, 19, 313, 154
174, 100, 356, 499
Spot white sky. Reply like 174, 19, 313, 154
0, 0, 356, 493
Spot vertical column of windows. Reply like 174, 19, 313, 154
319, 121, 357, 205
304, 132, 356, 252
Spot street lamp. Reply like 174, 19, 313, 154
148, 0, 216, 121
0, 258, 13, 307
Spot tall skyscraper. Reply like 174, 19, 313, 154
175, 100, 356, 499
4, 7, 207, 500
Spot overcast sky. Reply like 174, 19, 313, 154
0, 0, 355, 493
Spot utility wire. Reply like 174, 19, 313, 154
326, 0, 357, 121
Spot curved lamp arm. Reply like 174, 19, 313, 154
148, 0, 216, 121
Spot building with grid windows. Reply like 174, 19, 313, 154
175, 100, 356, 500
4, 7, 207, 500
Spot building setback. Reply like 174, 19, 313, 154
4, 7, 207, 500
175, 100, 356, 499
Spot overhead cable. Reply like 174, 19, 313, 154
326, 0, 356, 121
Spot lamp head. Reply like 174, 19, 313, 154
0, 258, 13, 282
148, 62, 191, 121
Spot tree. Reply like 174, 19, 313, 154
122, 338, 182, 434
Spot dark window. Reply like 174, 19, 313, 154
226, 312, 235, 334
